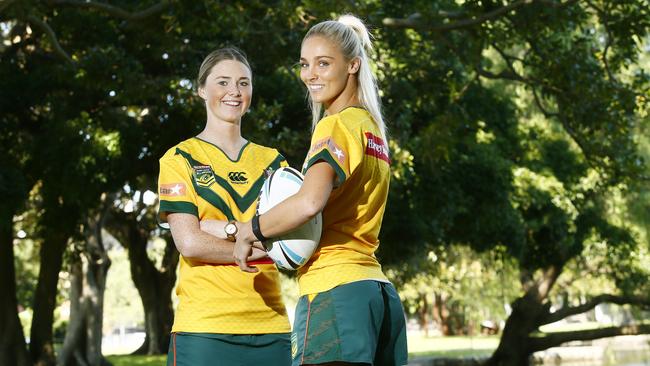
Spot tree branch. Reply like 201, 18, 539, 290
541, 294, 650, 325
584, 0, 618, 83
530, 324, 650, 352
531, 87, 559, 117
474, 65, 525, 82
26, 15, 75, 65
47, 0, 170, 21
383, 0, 578, 31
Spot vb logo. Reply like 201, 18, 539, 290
228, 171, 248, 184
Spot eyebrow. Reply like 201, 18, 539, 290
299, 56, 335, 61
214, 76, 251, 80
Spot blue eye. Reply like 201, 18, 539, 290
318, 61, 329, 67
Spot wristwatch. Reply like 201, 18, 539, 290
224, 221, 238, 242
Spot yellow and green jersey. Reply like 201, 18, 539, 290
298, 107, 391, 296
157, 137, 290, 334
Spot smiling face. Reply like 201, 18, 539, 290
300, 35, 359, 114
198, 59, 252, 124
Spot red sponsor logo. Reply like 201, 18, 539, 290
365, 132, 390, 164
160, 183, 186, 197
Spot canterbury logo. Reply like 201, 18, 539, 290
228, 171, 248, 183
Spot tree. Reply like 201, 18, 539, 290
106, 186, 178, 355
58, 198, 112, 366
0, 166, 30, 366
379, 1, 650, 365
3, 1, 648, 365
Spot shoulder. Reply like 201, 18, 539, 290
159, 138, 196, 163
247, 141, 284, 158
338, 107, 373, 128
317, 107, 372, 135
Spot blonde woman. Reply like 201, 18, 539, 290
233, 16, 408, 366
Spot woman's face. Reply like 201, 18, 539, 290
199, 59, 252, 124
300, 35, 358, 108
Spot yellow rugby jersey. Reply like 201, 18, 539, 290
157, 137, 290, 334
298, 107, 390, 296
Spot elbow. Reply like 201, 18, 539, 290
174, 239, 192, 258
300, 195, 324, 220
172, 235, 199, 260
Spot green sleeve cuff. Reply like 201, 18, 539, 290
158, 200, 198, 230
304, 150, 347, 187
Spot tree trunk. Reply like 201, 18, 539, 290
485, 265, 562, 366
433, 293, 451, 335
108, 211, 178, 355
30, 228, 71, 366
58, 212, 112, 366
418, 293, 429, 337
130, 232, 178, 355
0, 210, 31, 366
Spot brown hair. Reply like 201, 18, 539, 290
196, 47, 252, 88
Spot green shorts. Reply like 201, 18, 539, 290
167, 332, 291, 366
291, 280, 408, 366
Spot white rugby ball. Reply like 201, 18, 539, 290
257, 167, 322, 270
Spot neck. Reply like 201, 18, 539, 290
197, 118, 246, 158
325, 75, 360, 116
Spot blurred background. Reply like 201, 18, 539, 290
1, 1, 649, 365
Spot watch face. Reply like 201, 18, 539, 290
225, 223, 237, 235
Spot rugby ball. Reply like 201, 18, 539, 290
257, 167, 322, 270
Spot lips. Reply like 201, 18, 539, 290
308, 84, 324, 91
222, 100, 242, 106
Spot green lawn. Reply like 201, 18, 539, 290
106, 355, 166, 366
407, 333, 499, 358
105, 334, 500, 365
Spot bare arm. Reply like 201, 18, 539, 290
168, 213, 267, 264
199, 219, 228, 239
233, 162, 335, 272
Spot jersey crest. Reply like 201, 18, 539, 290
193, 165, 216, 187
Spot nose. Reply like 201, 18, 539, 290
308, 64, 319, 81
227, 83, 241, 96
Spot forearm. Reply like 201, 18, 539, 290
169, 213, 265, 264
242, 194, 315, 242
233, 162, 334, 272
171, 228, 236, 263
200, 219, 228, 239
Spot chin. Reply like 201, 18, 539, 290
219, 114, 243, 123
310, 94, 328, 104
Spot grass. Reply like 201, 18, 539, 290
407, 332, 499, 358
104, 333, 500, 365
105, 325, 650, 364
106, 355, 166, 366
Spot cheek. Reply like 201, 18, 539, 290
300, 69, 311, 83
242, 88, 253, 103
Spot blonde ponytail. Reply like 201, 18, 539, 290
303, 14, 388, 143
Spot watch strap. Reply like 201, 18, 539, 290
251, 214, 269, 242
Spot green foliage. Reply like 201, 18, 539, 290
2, 1, 649, 359
392, 244, 520, 335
